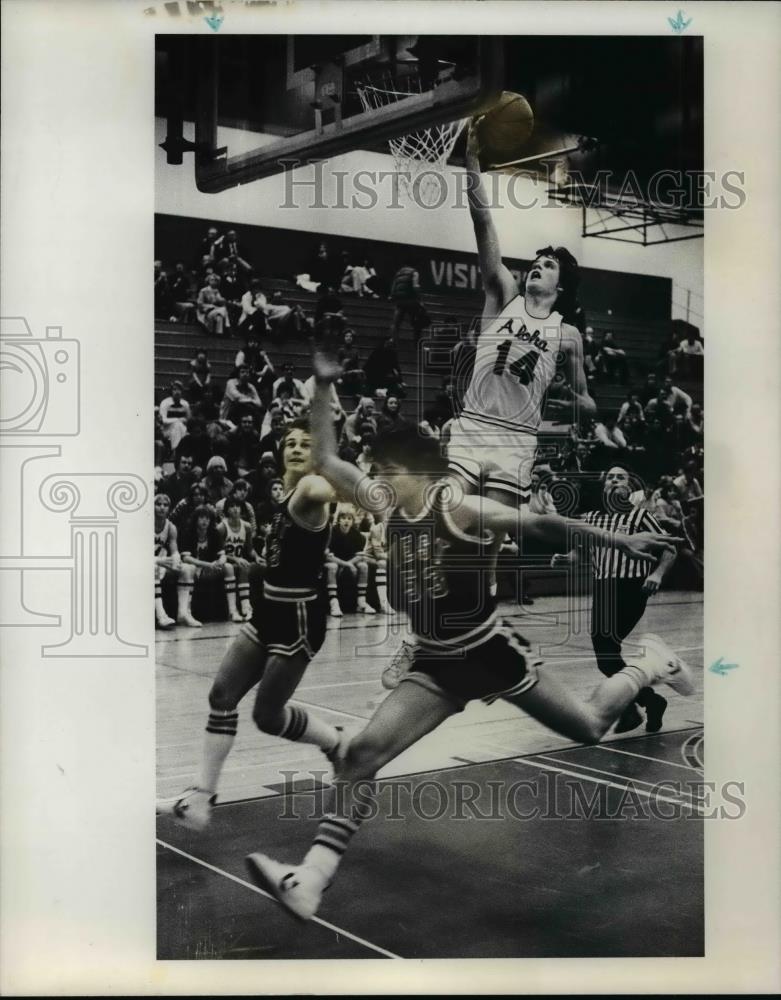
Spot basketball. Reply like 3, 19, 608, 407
478, 91, 534, 163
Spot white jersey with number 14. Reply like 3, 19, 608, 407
460, 294, 564, 434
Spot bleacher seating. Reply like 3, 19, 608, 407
155, 280, 702, 419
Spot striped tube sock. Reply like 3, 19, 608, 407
303, 813, 364, 882
270, 704, 341, 753
238, 582, 250, 611
195, 709, 239, 793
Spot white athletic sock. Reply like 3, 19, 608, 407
195, 709, 238, 793
303, 813, 363, 883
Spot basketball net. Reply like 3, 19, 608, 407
356, 73, 467, 207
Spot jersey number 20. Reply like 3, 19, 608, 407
493, 341, 540, 386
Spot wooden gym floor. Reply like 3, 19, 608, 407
156, 591, 704, 959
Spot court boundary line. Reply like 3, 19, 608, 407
513, 757, 704, 814
156, 838, 403, 960
534, 754, 704, 805
594, 742, 704, 774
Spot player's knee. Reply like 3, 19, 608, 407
339, 732, 384, 781
208, 680, 240, 712
578, 714, 606, 745
252, 700, 285, 735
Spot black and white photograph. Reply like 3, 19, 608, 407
154, 30, 708, 960
1, 1, 780, 994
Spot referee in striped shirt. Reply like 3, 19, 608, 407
553, 466, 677, 733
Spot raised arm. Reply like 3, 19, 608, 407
310, 352, 374, 506
464, 119, 518, 318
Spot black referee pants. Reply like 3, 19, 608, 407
590, 577, 653, 707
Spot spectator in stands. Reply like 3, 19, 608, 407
220, 364, 263, 423
639, 372, 659, 406
174, 417, 212, 478
274, 290, 312, 338
178, 504, 232, 626
234, 334, 275, 403
171, 482, 211, 532
198, 225, 221, 265
238, 278, 269, 339
154, 409, 166, 473
158, 380, 191, 454
376, 395, 404, 434
227, 412, 263, 480
336, 329, 364, 399
529, 467, 558, 515
159, 452, 197, 507
254, 476, 285, 538
593, 415, 627, 451
621, 412, 647, 457
197, 273, 230, 336
154, 261, 175, 320
249, 452, 283, 509
673, 460, 703, 550
197, 255, 217, 291
314, 285, 346, 339
658, 376, 693, 416
676, 327, 704, 378
341, 397, 379, 448
355, 434, 375, 475
169, 261, 196, 323
599, 330, 630, 383
310, 241, 343, 290
270, 364, 305, 404
213, 228, 252, 274
221, 261, 247, 328
341, 254, 381, 298
582, 326, 601, 383
200, 455, 233, 505
688, 403, 704, 440
389, 260, 430, 340
428, 376, 457, 432
364, 336, 407, 398
657, 327, 682, 376
653, 481, 691, 541
617, 391, 645, 427
325, 505, 375, 617
258, 411, 287, 469
560, 439, 592, 474
215, 478, 257, 532
186, 350, 219, 413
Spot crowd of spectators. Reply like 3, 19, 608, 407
155, 228, 705, 623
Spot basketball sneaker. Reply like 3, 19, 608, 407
245, 854, 327, 922
635, 634, 696, 696
329, 598, 343, 618
156, 613, 176, 630
382, 641, 415, 690
177, 613, 203, 628
357, 599, 376, 615
156, 786, 215, 831
230, 609, 245, 624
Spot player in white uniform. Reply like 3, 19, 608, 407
448, 119, 596, 505
217, 495, 259, 622
446, 118, 597, 591
154, 492, 199, 629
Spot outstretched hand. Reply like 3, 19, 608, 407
312, 349, 343, 384
621, 531, 682, 562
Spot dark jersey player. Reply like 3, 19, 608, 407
156, 419, 346, 831
244, 352, 695, 921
